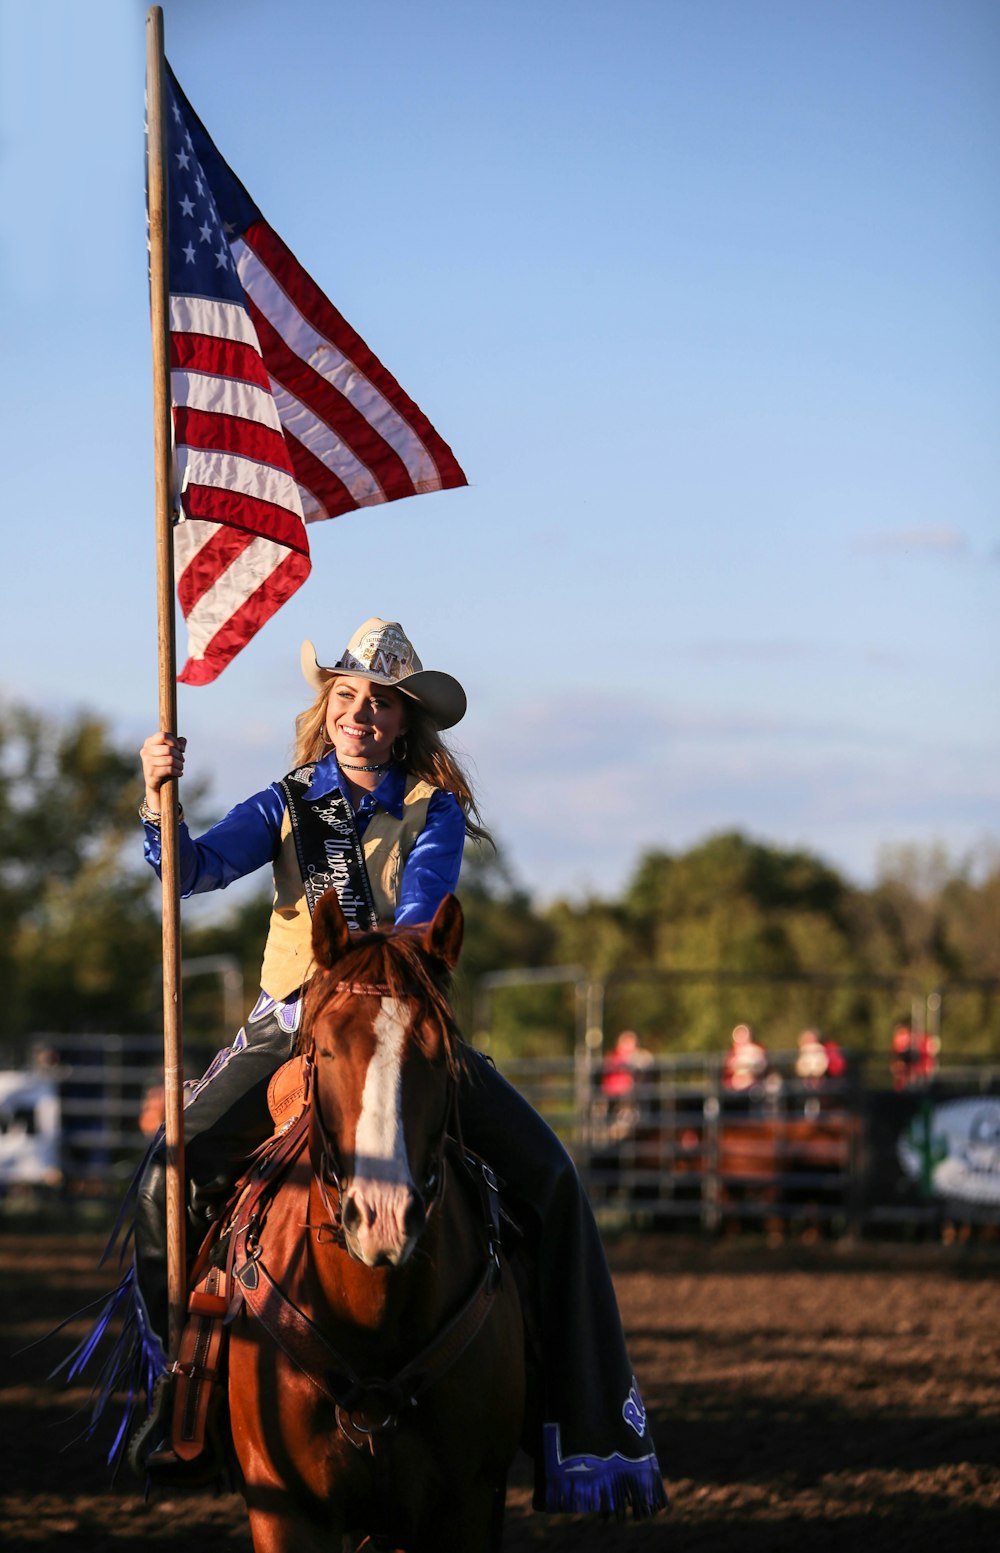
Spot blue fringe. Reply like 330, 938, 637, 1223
49, 1263, 168, 1470
46, 1136, 168, 1472
541, 1424, 667, 1518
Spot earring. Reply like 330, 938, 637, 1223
391, 734, 409, 762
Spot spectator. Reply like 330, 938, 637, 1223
795, 1028, 847, 1088
722, 1023, 768, 1093
600, 1029, 653, 1101
890, 1018, 939, 1090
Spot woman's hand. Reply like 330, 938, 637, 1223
140, 731, 187, 810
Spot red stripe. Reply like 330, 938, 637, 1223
177, 547, 312, 686
246, 297, 416, 504
179, 484, 309, 555
278, 431, 350, 524
245, 220, 467, 491
173, 406, 295, 475
170, 332, 272, 392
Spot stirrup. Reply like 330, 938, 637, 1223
128, 1372, 225, 1488
127, 1371, 174, 1479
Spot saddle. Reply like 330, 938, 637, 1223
161, 1056, 312, 1472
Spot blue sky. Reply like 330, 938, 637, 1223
2, 0, 997, 905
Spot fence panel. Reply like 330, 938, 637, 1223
8, 1038, 1000, 1231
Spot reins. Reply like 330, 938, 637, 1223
227, 946, 490, 1454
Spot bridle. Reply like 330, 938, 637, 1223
306, 977, 459, 1246
228, 976, 501, 1461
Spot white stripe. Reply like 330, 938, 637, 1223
232, 238, 443, 492
355, 998, 412, 1184
268, 377, 387, 506
298, 484, 327, 524
169, 293, 260, 348
176, 445, 305, 517
175, 524, 291, 660
172, 370, 285, 433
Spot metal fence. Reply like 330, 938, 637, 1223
11, 1036, 1000, 1232
500, 1050, 1000, 1232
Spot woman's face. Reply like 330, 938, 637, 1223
325, 676, 408, 766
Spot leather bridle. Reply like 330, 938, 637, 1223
306, 978, 458, 1248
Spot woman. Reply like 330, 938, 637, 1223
134, 617, 664, 1517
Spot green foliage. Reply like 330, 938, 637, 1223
451, 842, 559, 1057
0, 702, 161, 1054
536, 833, 1000, 1061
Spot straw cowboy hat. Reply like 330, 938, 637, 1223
301, 618, 467, 730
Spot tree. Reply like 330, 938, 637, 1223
0, 701, 162, 1054
451, 841, 560, 1057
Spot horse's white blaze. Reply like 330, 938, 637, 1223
355, 997, 412, 1186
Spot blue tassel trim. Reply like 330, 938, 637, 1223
44, 1141, 168, 1473
49, 1262, 168, 1470
541, 1423, 667, 1518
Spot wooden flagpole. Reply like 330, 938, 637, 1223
146, 4, 186, 1363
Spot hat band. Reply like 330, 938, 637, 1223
336, 648, 410, 682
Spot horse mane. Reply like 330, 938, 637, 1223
300, 927, 465, 1077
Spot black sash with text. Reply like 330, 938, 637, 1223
279, 765, 377, 934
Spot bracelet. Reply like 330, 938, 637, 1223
139, 800, 184, 826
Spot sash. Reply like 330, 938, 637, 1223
279, 766, 377, 934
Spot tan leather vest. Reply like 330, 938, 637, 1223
258, 776, 436, 1000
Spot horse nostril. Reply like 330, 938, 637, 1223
342, 1197, 361, 1232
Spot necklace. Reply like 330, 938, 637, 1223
340, 759, 391, 773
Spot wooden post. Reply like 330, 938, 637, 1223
146, 4, 186, 1362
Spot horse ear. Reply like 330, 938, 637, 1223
423, 894, 464, 970
312, 888, 352, 969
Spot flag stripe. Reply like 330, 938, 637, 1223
176, 444, 304, 518
172, 371, 285, 430
180, 483, 311, 551
169, 294, 259, 348
170, 331, 273, 392
174, 405, 292, 472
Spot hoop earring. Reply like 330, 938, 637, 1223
391, 734, 409, 763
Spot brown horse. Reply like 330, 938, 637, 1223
227, 892, 524, 1553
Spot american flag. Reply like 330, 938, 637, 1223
158, 65, 467, 685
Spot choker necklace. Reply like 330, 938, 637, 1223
340, 759, 391, 773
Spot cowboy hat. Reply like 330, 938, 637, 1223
301, 618, 467, 730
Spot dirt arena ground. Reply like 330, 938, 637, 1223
2, 1217, 998, 1551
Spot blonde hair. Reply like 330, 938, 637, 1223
292, 681, 493, 847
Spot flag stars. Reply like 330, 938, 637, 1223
194, 174, 204, 198
215, 242, 231, 269
175, 146, 190, 171
179, 194, 195, 218
183, 242, 196, 264
199, 221, 212, 243
171, 101, 182, 124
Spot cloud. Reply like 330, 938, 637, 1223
853, 526, 967, 557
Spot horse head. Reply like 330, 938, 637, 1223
304, 891, 464, 1269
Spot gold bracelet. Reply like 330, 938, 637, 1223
139, 800, 184, 825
